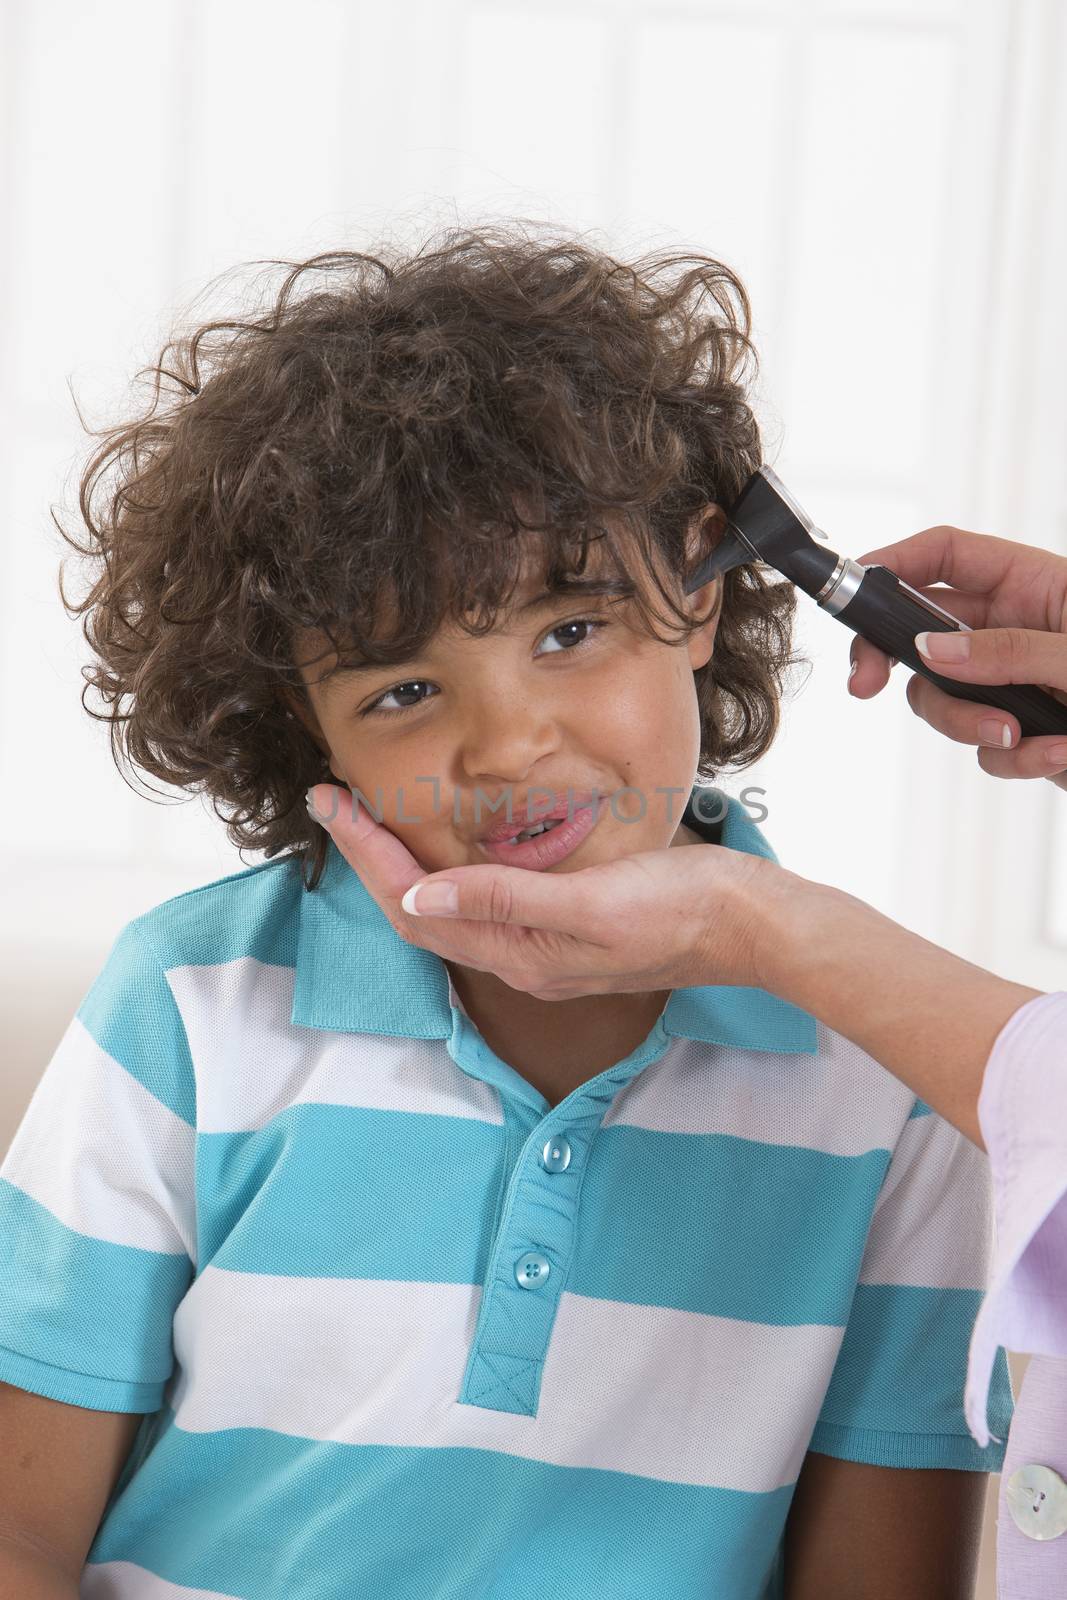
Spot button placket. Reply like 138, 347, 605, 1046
507, 1131, 572, 1294
460, 1058, 652, 1418
459, 1114, 590, 1416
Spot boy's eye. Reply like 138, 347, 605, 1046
361, 679, 437, 717
359, 617, 610, 718
535, 617, 608, 656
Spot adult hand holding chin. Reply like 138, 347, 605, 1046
306, 784, 775, 1001
306, 780, 1042, 1146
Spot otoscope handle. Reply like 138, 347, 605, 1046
834, 564, 1067, 739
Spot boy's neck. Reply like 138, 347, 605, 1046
442, 815, 704, 1106
445, 962, 672, 1108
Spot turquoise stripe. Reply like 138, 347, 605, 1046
0, 1180, 191, 1395
194, 1106, 890, 1327
76, 921, 197, 1126
88, 1405, 796, 1600
579, 1127, 889, 1325
815, 1282, 1012, 1469
195, 1107, 506, 1283
0, 1342, 162, 1412
75, 865, 302, 1139
718, 790, 780, 863
908, 1099, 933, 1119
809, 1419, 1008, 1472
141, 856, 302, 972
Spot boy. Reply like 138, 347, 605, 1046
0, 224, 1011, 1597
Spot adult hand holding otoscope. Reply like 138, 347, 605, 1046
847, 515, 1067, 786
308, 474, 1067, 1578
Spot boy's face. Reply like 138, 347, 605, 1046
286, 513, 724, 879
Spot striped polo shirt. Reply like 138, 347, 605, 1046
0, 785, 1012, 1600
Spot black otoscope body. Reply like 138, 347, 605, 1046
687, 466, 1067, 740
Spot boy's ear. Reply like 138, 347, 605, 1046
684, 503, 728, 580
684, 505, 727, 669
281, 686, 331, 760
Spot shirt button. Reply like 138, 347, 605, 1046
515, 1251, 551, 1290
1005, 1463, 1067, 1541
540, 1135, 572, 1173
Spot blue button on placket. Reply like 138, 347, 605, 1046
514, 1251, 552, 1289
540, 1134, 572, 1172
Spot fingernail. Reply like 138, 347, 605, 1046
848, 661, 858, 682
916, 630, 970, 661
978, 719, 1013, 749
306, 785, 340, 827
1046, 742, 1067, 767
402, 881, 458, 916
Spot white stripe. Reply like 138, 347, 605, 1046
0, 1017, 195, 1261
166, 959, 503, 1134
607, 1021, 914, 1156
81, 1561, 236, 1598
859, 1111, 994, 1290
168, 958, 916, 1156
166, 1266, 844, 1493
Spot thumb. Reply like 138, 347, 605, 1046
401, 861, 597, 933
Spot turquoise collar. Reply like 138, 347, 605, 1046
291, 784, 818, 1055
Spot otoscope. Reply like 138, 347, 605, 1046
686, 466, 1067, 740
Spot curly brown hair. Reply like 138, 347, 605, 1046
56, 221, 802, 892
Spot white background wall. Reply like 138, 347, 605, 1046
2, 1, 1066, 1592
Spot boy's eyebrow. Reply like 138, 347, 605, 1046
321, 576, 634, 692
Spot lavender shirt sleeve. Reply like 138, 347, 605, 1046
961, 990, 1067, 1598
965, 990, 1067, 1442
995, 1355, 1067, 1597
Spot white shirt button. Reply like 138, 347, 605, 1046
1005, 1463, 1067, 1541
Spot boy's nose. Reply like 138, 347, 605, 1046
458, 719, 561, 785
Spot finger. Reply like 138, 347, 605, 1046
402, 856, 611, 942
905, 673, 1067, 773
307, 785, 433, 914
307, 786, 564, 983
904, 671, 1022, 749
400, 857, 622, 1000
856, 525, 1025, 596
975, 735, 1067, 781
847, 590, 990, 700
914, 626, 1067, 698
848, 634, 893, 698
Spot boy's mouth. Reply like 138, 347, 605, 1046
478, 801, 603, 869
476, 791, 600, 844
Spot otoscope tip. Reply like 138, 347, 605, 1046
684, 525, 755, 591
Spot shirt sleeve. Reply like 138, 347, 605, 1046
964, 990, 1067, 1447
809, 1102, 1013, 1471
0, 918, 197, 1414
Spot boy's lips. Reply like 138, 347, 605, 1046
475, 790, 603, 842
478, 801, 603, 868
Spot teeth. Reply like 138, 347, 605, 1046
513, 817, 563, 844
